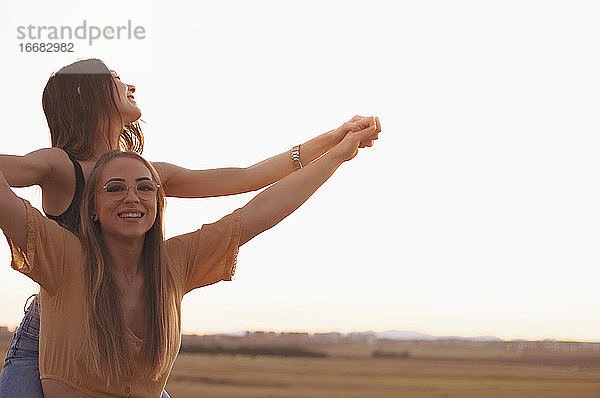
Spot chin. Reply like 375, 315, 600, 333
125, 109, 142, 124
133, 107, 142, 120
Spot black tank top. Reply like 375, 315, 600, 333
44, 152, 85, 233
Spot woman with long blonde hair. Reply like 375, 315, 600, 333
0, 58, 379, 397
0, 119, 379, 396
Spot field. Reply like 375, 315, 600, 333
2, 337, 599, 397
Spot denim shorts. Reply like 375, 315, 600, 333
0, 296, 171, 398
0, 295, 43, 398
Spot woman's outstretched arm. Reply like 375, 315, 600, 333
239, 120, 380, 246
0, 148, 74, 187
154, 116, 380, 198
0, 165, 27, 250
0, 148, 80, 216
0, 157, 73, 294
0, 117, 379, 217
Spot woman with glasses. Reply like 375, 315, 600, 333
0, 58, 379, 397
0, 117, 378, 397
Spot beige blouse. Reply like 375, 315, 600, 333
6, 200, 242, 398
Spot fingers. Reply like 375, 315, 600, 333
347, 117, 375, 133
337, 115, 381, 147
358, 116, 376, 129
353, 124, 377, 139
354, 124, 378, 147
348, 115, 366, 123
363, 123, 378, 137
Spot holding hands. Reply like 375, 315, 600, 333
240, 114, 381, 245
330, 115, 381, 162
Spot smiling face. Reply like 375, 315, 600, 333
94, 157, 157, 243
110, 70, 142, 124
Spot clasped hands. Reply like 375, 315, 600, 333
330, 115, 381, 162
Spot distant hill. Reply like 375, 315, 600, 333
376, 330, 503, 342
206, 329, 505, 342
438, 335, 503, 342
376, 330, 436, 340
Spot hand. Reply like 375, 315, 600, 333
357, 116, 381, 148
330, 122, 380, 162
330, 115, 381, 145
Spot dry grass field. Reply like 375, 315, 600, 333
2, 337, 599, 397
164, 353, 600, 398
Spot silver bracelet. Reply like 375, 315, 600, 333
291, 144, 303, 170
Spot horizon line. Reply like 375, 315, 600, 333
1, 324, 597, 344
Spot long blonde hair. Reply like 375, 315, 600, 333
79, 150, 178, 381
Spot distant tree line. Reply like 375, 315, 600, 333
180, 344, 328, 358
371, 350, 411, 359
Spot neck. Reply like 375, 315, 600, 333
90, 141, 115, 160
90, 125, 122, 160
102, 233, 145, 279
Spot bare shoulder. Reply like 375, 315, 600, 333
0, 147, 72, 187
33, 147, 70, 161
28, 148, 73, 183
25, 147, 69, 170
38, 148, 78, 216
151, 161, 184, 184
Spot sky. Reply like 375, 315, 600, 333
0, 0, 599, 341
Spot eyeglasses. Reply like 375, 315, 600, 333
97, 180, 160, 201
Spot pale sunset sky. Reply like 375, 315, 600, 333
1, 0, 599, 341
